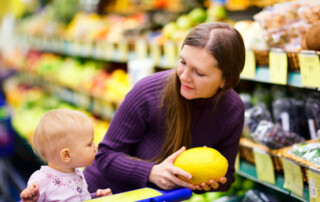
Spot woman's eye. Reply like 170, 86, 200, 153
179, 59, 186, 65
196, 70, 204, 77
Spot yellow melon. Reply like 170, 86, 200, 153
173, 147, 228, 185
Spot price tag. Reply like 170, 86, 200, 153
105, 42, 115, 60
308, 169, 320, 202
118, 40, 129, 62
253, 148, 275, 184
269, 51, 288, 85
298, 52, 320, 88
235, 153, 240, 171
135, 39, 148, 59
281, 158, 303, 197
164, 42, 177, 68
241, 50, 256, 79
150, 43, 161, 65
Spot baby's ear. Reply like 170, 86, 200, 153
60, 148, 71, 163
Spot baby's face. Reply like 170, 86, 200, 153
68, 125, 97, 168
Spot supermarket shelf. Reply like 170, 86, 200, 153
237, 160, 309, 202
16, 71, 117, 121
240, 67, 304, 88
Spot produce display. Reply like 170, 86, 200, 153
1, 1, 320, 201
1, 49, 131, 105
239, 84, 318, 150
235, 0, 320, 51
290, 142, 320, 167
251, 120, 305, 150
173, 147, 228, 185
2, 76, 109, 145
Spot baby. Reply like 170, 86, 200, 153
20, 109, 112, 201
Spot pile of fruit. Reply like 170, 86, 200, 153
3, 76, 109, 145
2, 50, 131, 105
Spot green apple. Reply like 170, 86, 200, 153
163, 22, 178, 39
207, 5, 228, 22
176, 15, 192, 30
189, 8, 207, 25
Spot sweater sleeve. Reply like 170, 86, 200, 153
94, 79, 157, 188
214, 94, 245, 192
214, 116, 244, 191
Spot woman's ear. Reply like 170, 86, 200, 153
220, 79, 226, 89
60, 148, 71, 163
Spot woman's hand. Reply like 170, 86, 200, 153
148, 146, 196, 190
195, 177, 227, 191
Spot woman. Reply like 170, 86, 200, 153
84, 22, 245, 194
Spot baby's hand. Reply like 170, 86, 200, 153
20, 183, 40, 202
96, 188, 112, 197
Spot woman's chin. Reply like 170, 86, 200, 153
181, 91, 196, 100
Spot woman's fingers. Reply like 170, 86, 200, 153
171, 166, 192, 180
201, 182, 211, 191
196, 185, 203, 191
166, 146, 186, 162
220, 177, 227, 184
209, 180, 219, 189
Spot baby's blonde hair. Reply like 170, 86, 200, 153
32, 109, 93, 162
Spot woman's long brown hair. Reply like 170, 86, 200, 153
154, 22, 245, 163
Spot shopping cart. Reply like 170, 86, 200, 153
0, 93, 27, 201
86, 187, 193, 202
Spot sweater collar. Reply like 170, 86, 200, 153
191, 93, 220, 109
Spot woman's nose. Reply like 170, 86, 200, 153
180, 70, 191, 82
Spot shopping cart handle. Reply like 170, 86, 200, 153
136, 188, 192, 202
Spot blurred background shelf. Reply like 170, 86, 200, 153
237, 160, 309, 202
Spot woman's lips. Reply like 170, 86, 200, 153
182, 84, 193, 90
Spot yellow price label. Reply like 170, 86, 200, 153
118, 40, 129, 61
164, 42, 177, 68
253, 148, 275, 184
269, 51, 288, 85
281, 158, 303, 197
298, 53, 320, 88
241, 50, 256, 79
308, 169, 320, 202
235, 153, 240, 171
135, 39, 148, 59
150, 43, 161, 65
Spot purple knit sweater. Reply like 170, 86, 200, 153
84, 70, 244, 194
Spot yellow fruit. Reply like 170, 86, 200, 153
173, 147, 228, 185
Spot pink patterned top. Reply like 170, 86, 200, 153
27, 166, 92, 201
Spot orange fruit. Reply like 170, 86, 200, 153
173, 147, 228, 185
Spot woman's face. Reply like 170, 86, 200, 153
177, 45, 225, 100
